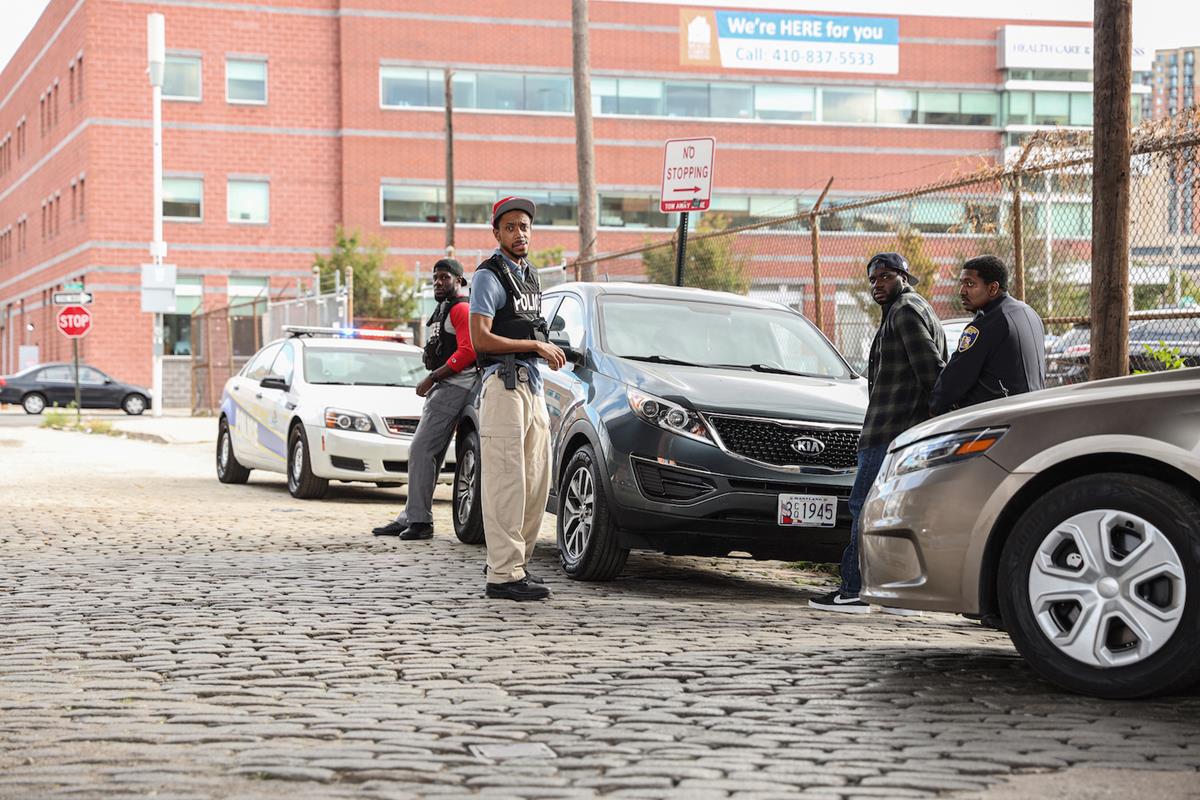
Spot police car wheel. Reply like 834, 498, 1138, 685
557, 445, 628, 582
287, 424, 328, 499
452, 429, 485, 545
998, 473, 1200, 699
215, 417, 250, 485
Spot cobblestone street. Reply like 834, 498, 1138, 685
2, 426, 1199, 799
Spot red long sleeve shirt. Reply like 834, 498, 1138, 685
443, 300, 476, 373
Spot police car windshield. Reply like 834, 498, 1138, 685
598, 296, 851, 379
304, 348, 425, 387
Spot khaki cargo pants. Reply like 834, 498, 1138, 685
479, 371, 551, 584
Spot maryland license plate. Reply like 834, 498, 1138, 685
777, 494, 837, 527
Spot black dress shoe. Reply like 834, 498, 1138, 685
399, 522, 434, 541
372, 520, 408, 536
481, 564, 545, 584
485, 578, 550, 601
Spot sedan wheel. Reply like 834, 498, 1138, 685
215, 417, 251, 484
1000, 473, 1200, 698
122, 394, 147, 415
22, 393, 47, 415
287, 425, 328, 499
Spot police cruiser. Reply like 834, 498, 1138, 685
215, 326, 453, 499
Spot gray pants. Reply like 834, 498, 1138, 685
394, 380, 475, 525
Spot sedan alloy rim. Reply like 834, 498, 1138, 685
1028, 509, 1186, 669
561, 465, 594, 561
291, 439, 304, 483
26, 395, 44, 413
127, 396, 145, 413
456, 449, 476, 524
219, 430, 230, 472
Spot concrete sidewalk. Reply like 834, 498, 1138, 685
1, 406, 217, 444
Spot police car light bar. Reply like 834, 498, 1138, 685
282, 325, 406, 342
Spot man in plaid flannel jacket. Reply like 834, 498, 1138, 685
810, 252, 947, 614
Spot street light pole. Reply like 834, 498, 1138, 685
147, 14, 166, 416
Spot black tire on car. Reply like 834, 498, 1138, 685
287, 424, 328, 499
557, 444, 628, 582
452, 429, 485, 545
216, 416, 251, 485
998, 472, 1200, 699
22, 392, 47, 415
122, 393, 148, 416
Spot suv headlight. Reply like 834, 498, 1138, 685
627, 388, 715, 446
887, 427, 1007, 478
324, 408, 377, 433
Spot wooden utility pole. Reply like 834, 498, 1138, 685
571, 0, 597, 281
1090, 0, 1132, 380
444, 70, 456, 251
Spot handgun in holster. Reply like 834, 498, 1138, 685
501, 353, 517, 390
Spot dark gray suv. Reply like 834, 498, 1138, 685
452, 282, 869, 581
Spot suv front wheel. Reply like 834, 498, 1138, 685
999, 473, 1200, 699
557, 445, 628, 581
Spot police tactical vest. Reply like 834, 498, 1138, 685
477, 254, 549, 368
422, 296, 468, 371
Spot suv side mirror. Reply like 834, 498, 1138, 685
260, 376, 289, 391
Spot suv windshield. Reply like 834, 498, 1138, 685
597, 295, 851, 379
304, 348, 424, 386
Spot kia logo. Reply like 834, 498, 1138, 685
791, 436, 825, 455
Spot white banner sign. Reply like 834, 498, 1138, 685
681, 9, 899, 74
999, 25, 1152, 73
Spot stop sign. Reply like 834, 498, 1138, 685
57, 305, 92, 338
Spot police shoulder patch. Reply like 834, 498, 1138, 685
958, 325, 980, 352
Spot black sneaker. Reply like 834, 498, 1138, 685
372, 520, 408, 537
399, 522, 434, 541
808, 589, 870, 614
485, 578, 550, 602
482, 565, 545, 584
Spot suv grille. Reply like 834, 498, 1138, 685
707, 415, 860, 470
385, 417, 419, 436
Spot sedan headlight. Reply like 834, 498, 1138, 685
887, 427, 1007, 478
324, 408, 376, 433
627, 388, 715, 446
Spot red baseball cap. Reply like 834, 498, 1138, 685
492, 196, 536, 227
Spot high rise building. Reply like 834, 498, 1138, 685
1149, 47, 1200, 120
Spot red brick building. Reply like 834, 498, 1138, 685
0, 0, 1128, 402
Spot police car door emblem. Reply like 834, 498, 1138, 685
958, 325, 980, 352
791, 436, 825, 455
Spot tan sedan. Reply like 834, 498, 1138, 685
860, 368, 1200, 698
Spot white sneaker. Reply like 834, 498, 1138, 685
808, 589, 871, 614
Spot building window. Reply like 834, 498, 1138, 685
76, 55, 83, 102
69, 63, 75, 105
876, 89, 917, 124
1069, 92, 1094, 126
77, 176, 85, 219
821, 87, 875, 123
16, 119, 25, 158
163, 55, 202, 101
753, 85, 816, 121
228, 277, 268, 356
52, 81, 59, 127
917, 91, 960, 125
710, 83, 753, 119
664, 82, 710, 117
382, 185, 440, 223
227, 179, 269, 223
226, 59, 267, 104
476, 72, 525, 110
1033, 92, 1070, 125
616, 79, 663, 115
380, 66, 438, 107
163, 177, 203, 220
163, 276, 202, 355
524, 74, 572, 112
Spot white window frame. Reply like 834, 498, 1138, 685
163, 53, 203, 103
227, 177, 270, 225
226, 56, 268, 106
163, 175, 204, 223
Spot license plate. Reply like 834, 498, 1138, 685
778, 493, 837, 527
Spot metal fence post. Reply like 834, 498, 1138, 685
1011, 174, 1025, 301
809, 178, 834, 335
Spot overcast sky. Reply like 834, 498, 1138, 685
0, 1, 1196, 79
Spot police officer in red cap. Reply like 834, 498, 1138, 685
468, 196, 565, 601
810, 251, 947, 614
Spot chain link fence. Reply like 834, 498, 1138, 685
574, 108, 1200, 383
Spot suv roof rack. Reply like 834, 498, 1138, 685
282, 325, 407, 342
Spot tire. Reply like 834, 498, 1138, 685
215, 417, 251, 485
122, 393, 147, 416
557, 445, 628, 582
287, 424, 328, 499
998, 473, 1200, 699
452, 429, 485, 545
22, 393, 46, 415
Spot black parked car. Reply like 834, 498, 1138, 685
0, 363, 151, 415
1045, 317, 1200, 386
451, 282, 869, 581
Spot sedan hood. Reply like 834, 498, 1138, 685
601, 357, 867, 425
891, 367, 1200, 450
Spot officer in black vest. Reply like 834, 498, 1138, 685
372, 258, 477, 540
931, 254, 1046, 415
469, 196, 565, 601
